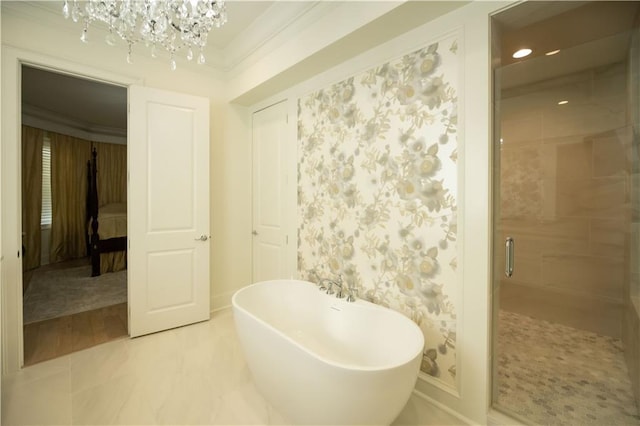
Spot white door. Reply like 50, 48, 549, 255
129, 85, 210, 337
252, 101, 289, 282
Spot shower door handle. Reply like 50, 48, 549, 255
505, 237, 514, 277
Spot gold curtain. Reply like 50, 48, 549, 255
49, 132, 90, 263
21, 126, 43, 271
94, 141, 127, 206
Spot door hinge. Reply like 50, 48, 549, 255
286, 114, 289, 124
286, 235, 289, 244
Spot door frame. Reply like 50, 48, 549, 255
1, 46, 139, 374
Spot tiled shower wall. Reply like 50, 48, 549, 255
498, 62, 630, 339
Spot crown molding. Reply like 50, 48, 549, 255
220, 2, 326, 72
2, 1, 329, 75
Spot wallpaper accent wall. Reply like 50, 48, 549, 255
298, 33, 459, 388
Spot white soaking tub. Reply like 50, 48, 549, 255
232, 279, 424, 425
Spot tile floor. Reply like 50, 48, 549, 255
2, 309, 465, 425
495, 310, 640, 425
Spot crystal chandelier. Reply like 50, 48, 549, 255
62, 0, 227, 70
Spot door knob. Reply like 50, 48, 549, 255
195, 234, 209, 241
252, 230, 258, 236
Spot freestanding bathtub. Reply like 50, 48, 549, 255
232, 279, 424, 425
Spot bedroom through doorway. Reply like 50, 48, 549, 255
21, 65, 129, 365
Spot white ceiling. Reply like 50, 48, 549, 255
32, 1, 278, 50
14, 1, 640, 137
191, 1, 276, 50
11, 1, 319, 69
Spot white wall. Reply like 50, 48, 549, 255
2, 3, 253, 308
1, 6, 252, 370
239, 2, 508, 423
209, 101, 252, 309
1, 1, 515, 423
0, 0, 477, 341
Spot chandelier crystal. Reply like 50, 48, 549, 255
62, 0, 227, 70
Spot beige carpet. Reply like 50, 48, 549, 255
23, 262, 127, 324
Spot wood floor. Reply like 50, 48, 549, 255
23, 303, 128, 366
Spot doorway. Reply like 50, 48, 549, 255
21, 65, 129, 365
492, 2, 640, 424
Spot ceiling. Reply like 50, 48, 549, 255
20, 1, 276, 49
184, 1, 275, 50
14, 1, 315, 68
22, 65, 128, 136
16, 1, 640, 136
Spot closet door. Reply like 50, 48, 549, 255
129, 86, 210, 337
252, 101, 290, 282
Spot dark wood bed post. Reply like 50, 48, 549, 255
88, 147, 101, 277
86, 146, 127, 277
86, 160, 92, 256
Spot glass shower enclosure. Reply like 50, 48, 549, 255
491, 2, 640, 424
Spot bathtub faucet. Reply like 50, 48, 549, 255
313, 272, 356, 301
329, 277, 358, 302
309, 269, 331, 291
323, 275, 346, 299
346, 284, 358, 302
313, 274, 343, 298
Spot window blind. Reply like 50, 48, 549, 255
41, 136, 52, 226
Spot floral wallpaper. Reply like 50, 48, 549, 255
297, 34, 459, 389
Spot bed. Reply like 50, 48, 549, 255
86, 147, 127, 277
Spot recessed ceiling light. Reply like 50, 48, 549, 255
545, 49, 561, 56
512, 48, 532, 59
558, 100, 568, 105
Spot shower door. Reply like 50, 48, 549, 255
491, 1, 640, 424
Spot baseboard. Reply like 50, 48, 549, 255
411, 389, 475, 425
410, 391, 527, 426
487, 408, 528, 426
211, 304, 231, 314
210, 289, 235, 313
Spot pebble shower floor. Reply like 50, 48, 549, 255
496, 310, 640, 425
